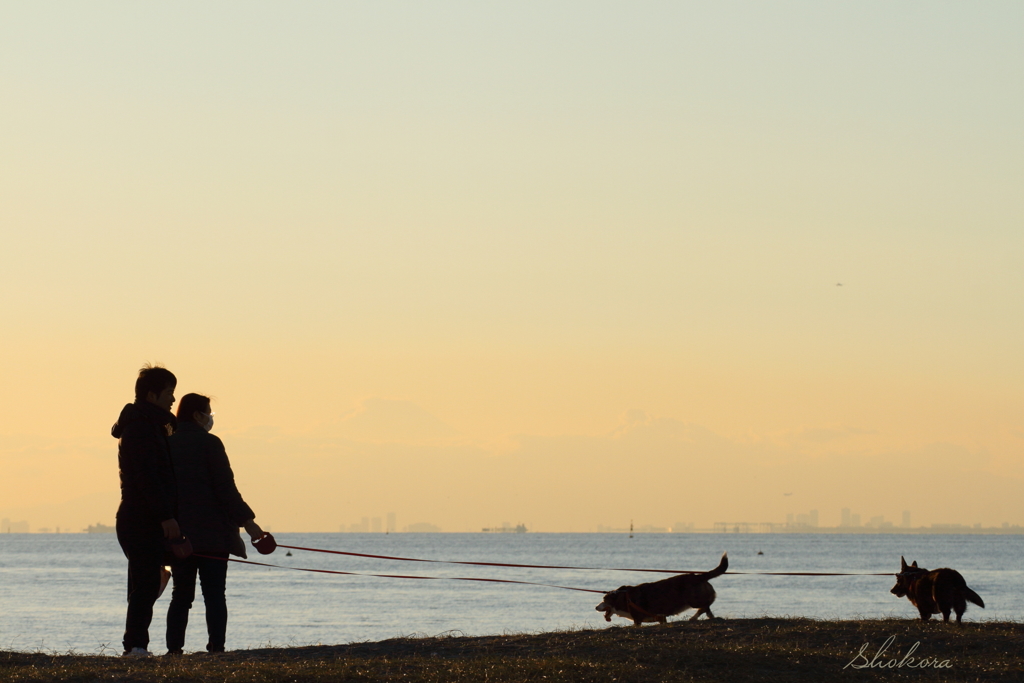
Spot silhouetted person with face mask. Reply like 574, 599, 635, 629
112, 364, 181, 657
166, 393, 265, 654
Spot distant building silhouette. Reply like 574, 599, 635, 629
866, 515, 894, 529
482, 523, 527, 533
787, 509, 818, 528
2, 518, 29, 533
341, 517, 371, 532
341, 514, 395, 532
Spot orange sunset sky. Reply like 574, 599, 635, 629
1, 2, 1022, 533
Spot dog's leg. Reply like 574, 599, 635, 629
658, 617, 668, 626
704, 608, 715, 620
918, 606, 932, 622
953, 595, 967, 625
689, 609, 705, 621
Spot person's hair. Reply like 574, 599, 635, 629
134, 364, 177, 402
176, 393, 212, 423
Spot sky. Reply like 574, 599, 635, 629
1, 2, 1022, 532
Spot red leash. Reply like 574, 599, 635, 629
277, 544, 698, 574
195, 554, 607, 594
194, 537, 894, 596
275, 544, 894, 577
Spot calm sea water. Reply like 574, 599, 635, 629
1, 533, 1020, 654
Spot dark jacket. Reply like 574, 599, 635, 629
169, 422, 255, 558
113, 401, 178, 524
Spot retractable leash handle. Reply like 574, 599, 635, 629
169, 536, 193, 560
252, 532, 277, 555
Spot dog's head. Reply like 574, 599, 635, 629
595, 586, 632, 622
890, 556, 924, 597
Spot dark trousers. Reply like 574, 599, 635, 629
116, 514, 167, 652
166, 552, 229, 652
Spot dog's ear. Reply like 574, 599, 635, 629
901, 556, 908, 571
911, 561, 918, 568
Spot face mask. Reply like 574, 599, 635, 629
201, 413, 215, 432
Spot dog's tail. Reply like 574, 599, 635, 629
699, 552, 728, 581
964, 586, 985, 609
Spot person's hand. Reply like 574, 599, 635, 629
161, 518, 181, 540
243, 519, 264, 540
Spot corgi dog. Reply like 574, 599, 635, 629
596, 553, 727, 626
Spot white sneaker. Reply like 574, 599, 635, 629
122, 647, 153, 657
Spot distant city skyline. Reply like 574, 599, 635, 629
5, 510, 1021, 535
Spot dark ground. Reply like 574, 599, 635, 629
2, 618, 1022, 682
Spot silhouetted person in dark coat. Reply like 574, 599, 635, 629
166, 393, 265, 654
112, 364, 181, 657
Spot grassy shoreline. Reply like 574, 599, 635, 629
3, 618, 1022, 682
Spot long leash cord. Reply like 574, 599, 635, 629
275, 543, 895, 577
195, 542, 894, 595
196, 554, 607, 593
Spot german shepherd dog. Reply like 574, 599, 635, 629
595, 553, 727, 626
890, 556, 984, 624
